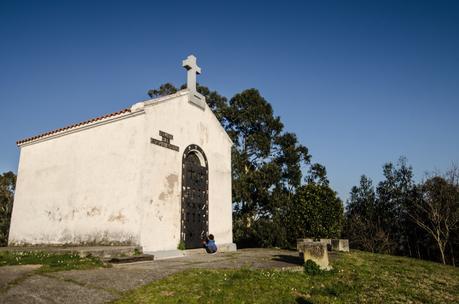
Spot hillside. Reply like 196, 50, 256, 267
114, 250, 459, 304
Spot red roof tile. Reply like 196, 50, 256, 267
17, 108, 132, 145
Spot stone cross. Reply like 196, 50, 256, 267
182, 55, 201, 92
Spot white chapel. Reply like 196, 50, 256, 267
8, 55, 235, 255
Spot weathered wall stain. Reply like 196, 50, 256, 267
166, 174, 178, 190
108, 210, 127, 223
46, 206, 103, 222
86, 207, 101, 217
71, 209, 79, 220
155, 209, 163, 221
57, 229, 73, 243
199, 123, 209, 145
158, 173, 178, 201
155, 174, 179, 222
45, 208, 63, 222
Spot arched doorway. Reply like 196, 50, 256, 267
181, 145, 209, 249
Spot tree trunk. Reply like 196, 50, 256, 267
438, 242, 446, 265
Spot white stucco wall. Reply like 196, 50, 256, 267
9, 90, 233, 252
9, 111, 146, 245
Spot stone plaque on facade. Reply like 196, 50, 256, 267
151, 130, 179, 151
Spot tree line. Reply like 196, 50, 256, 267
344, 158, 459, 265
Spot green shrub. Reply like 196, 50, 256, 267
287, 183, 344, 245
304, 259, 322, 275
177, 240, 186, 250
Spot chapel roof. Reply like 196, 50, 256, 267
16, 108, 131, 146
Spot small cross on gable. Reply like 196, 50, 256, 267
182, 55, 201, 92
182, 54, 206, 110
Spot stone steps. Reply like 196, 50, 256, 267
3, 243, 237, 262
145, 243, 237, 260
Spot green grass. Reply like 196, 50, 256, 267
0, 251, 106, 273
113, 250, 459, 304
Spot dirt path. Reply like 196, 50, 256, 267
0, 248, 303, 304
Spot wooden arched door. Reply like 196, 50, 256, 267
181, 145, 209, 249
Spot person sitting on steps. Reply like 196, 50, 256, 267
202, 234, 217, 254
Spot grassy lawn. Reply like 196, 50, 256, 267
114, 250, 459, 304
0, 250, 106, 273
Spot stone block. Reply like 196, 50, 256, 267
296, 238, 313, 252
320, 238, 332, 251
145, 250, 186, 260
331, 239, 349, 252
298, 242, 331, 270
218, 243, 237, 252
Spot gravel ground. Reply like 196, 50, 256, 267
0, 248, 304, 304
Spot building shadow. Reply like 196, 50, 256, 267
271, 254, 304, 266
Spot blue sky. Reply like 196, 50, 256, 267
1, 0, 458, 200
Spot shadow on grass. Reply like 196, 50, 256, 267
271, 254, 304, 266
295, 297, 313, 304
